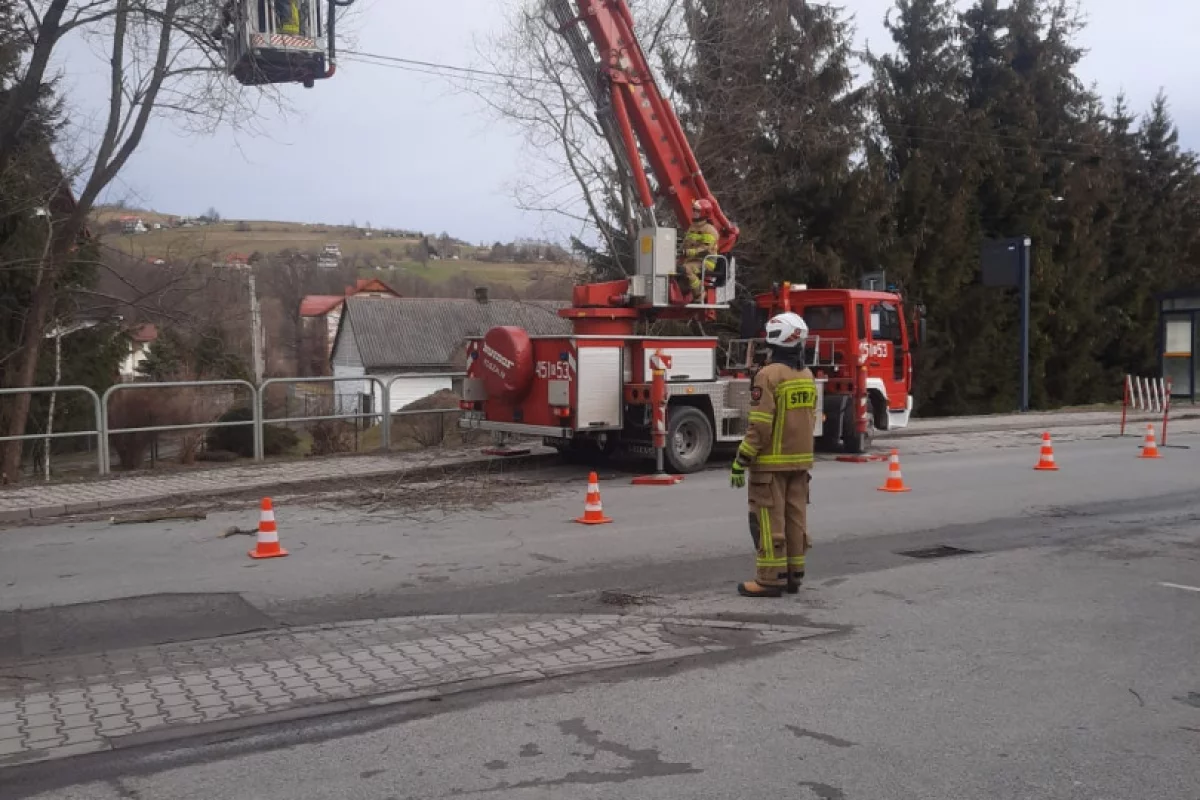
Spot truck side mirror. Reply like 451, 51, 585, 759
911, 305, 927, 347
738, 300, 765, 339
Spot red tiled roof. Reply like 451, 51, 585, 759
346, 278, 401, 297
302, 280, 402, 317
299, 295, 345, 317
130, 323, 158, 343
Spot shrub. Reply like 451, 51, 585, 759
206, 407, 298, 457
392, 389, 469, 448
107, 387, 222, 469
309, 420, 356, 455
107, 393, 158, 470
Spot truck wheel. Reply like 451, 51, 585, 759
841, 405, 874, 455
665, 406, 714, 474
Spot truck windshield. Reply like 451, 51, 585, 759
799, 305, 845, 331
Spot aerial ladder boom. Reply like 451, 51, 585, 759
546, 0, 739, 256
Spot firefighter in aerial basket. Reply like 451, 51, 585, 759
729, 312, 816, 597
679, 198, 719, 302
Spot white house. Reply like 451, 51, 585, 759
329, 292, 571, 415
118, 323, 158, 380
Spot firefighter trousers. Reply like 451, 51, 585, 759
679, 260, 705, 295
747, 469, 810, 587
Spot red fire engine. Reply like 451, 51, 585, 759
457, 0, 924, 472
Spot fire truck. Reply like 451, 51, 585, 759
214, 0, 923, 473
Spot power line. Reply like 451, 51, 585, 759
341, 49, 555, 86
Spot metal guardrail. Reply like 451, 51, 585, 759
2, 373, 473, 478
101, 380, 259, 476
0, 386, 105, 476
258, 376, 391, 458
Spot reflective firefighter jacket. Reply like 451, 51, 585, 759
735, 362, 817, 472
682, 221, 719, 266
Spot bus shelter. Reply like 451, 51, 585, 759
1159, 289, 1200, 401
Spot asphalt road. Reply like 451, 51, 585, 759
1, 431, 1196, 651
4, 465, 1199, 798
1, 431, 1198, 798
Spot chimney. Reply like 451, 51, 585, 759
474, 286, 489, 304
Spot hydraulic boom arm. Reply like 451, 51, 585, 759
548, 0, 739, 254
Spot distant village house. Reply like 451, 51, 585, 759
120, 216, 147, 234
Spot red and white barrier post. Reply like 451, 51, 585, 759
1120, 374, 1173, 444
633, 350, 683, 486
1161, 377, 1174, 445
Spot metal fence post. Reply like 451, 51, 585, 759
381, 381, 391, 452
254, 383, 265, 461
99, 406, 109, 475
88, 388, 106, 475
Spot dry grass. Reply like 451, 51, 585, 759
106, 223, 417, 260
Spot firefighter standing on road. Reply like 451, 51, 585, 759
729, 312, 817, 598
680, 199, 719, 302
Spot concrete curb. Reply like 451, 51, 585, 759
0, 450, 560, 526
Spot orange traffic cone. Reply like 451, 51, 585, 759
574, 471, 613, 525
1139, 424, 1163, 459
1034, 432, 1059, 471
877, 449, 911, 493
249, 497, 288, 559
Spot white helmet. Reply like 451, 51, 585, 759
764, 311, 808, 349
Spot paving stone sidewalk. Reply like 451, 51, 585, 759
0, 446, 552, 523
0, 613, 824, 768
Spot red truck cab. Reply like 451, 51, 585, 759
750, 284, 922, 451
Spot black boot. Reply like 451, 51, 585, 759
783, 571, 804, 594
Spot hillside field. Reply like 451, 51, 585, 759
93, 209, 580, 292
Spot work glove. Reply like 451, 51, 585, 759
730, 461, 746, 489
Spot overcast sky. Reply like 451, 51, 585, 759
54, 0, 1200, 245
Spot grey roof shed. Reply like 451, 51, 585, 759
334, 296, 572, 370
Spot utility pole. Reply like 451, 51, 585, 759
1018, 237, 1031, 413
45, 324, 63, 482
248, 270, 264, 385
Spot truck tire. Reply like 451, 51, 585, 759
841, 404, 874, 454
665, 406, 714, 474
